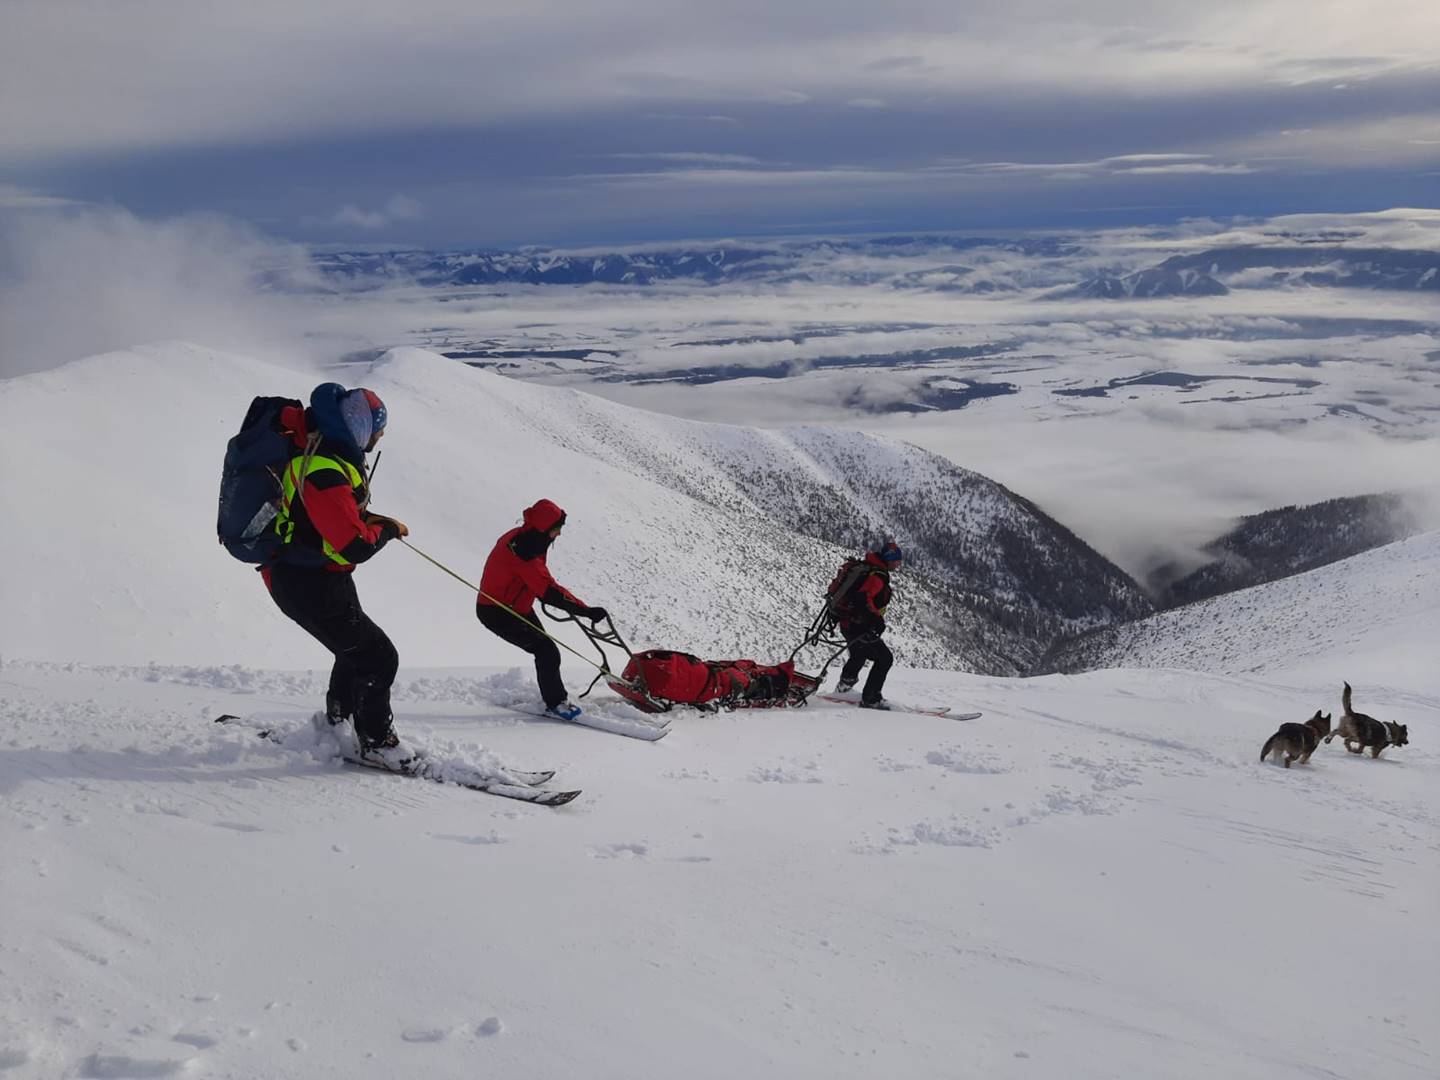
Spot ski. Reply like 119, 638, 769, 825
512, 707, 672, 742
213, 715, 578, 804
340, 750, 581, 805
498, 767, 557, 787
815, 694, 979, 720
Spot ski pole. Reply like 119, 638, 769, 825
397, 537, 624, 679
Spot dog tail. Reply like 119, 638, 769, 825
1342, 681, 1353, 715
1260, 733, 1278, 763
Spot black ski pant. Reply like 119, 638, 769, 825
476, 603, 566, 709
839, 626, 893, 705
267, 563, 398, 745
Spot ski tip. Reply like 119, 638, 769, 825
544, 789, 583, 806
213, 714, 241, 723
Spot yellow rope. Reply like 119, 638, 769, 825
398, 537, 617, 676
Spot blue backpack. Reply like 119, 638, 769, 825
216, 396, 303, 563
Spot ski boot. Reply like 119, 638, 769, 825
544, 699, 582, 722
357, 726, 416, 770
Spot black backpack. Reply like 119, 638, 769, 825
216, 396, 303, 563
824, 558, 870, 618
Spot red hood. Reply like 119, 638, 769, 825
522, 499, 566, 532
280, 404, 309, 448
863, 551, 889, 570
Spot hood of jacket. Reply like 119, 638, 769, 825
522, 499, 567, 532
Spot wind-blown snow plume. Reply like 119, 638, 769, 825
0, 208, 321, 377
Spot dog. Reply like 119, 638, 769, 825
1260, 710, 1331, 767
1324, 682, 1407, 759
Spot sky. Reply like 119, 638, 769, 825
3, 0, 1439, 247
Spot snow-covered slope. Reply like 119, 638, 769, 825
0, 343, 1141, 673
1046, 529, 1440, 686
2, 341, 1436, 1080
2, 657, 1435, 1079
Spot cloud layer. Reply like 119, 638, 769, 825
2, 2, 1436, 243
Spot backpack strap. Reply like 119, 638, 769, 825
282, 432, 323, 515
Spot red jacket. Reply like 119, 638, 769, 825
263, 404, 393, 584
478, 499, 585, 616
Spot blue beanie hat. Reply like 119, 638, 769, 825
339, 387, 387, 450
878, 540, 903, 563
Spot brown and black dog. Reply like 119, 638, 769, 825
1324, 682, 1408, 759
1260, 710, 1332, 768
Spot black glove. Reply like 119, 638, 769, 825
581, 606, 609, 622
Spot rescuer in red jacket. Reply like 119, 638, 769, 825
832, 540, 903, 710
263, 383, 411, 763
476, 499, 607, 721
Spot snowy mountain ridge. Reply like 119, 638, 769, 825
1044, 527, 1440, 683
1149, 491, 1427, 605
0, 342, 1143, 674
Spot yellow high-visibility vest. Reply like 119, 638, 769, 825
273, 452, 366, 566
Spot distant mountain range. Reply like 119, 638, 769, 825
1052, 246, 1440, 299
312, 237, 1071, 290
312, 236, 1440, 298
1056, 265, 1230, 299
1158, 246, 1440, 291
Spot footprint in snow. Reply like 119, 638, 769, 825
172, 1032, 218, 1050
747, 762, 825, 784
875, 755, 918, 773
925, 747, 1009, 774
590, 842, 648, 859
430, 832, 507, 847
79, 1052, 192, 1077
401, 1027, 451, 1043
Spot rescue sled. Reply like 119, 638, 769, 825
609, 650, 820, 714
550, 607, 824, 714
